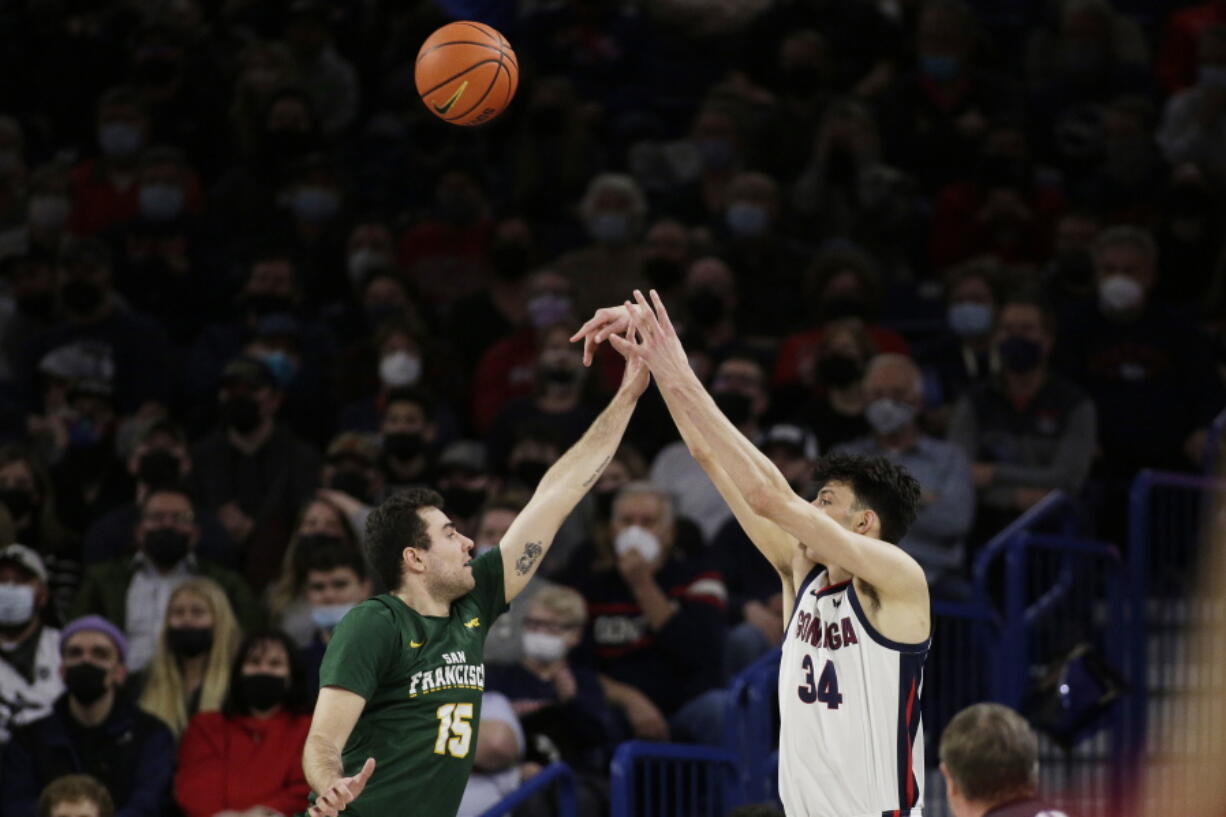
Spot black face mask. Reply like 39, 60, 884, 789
167, 626, 213, 658
328, 470, 372, 503
816, 353, 863, 388
241, 673, 289, 711
65, 662, 110, 705
441, 485, 486, 519
489, 242, 530, 282
144, 528, 190, 569
61, 279, 105, 314
222, 395, 262, 434
783, 65, 823, 98
820, 294, 869, 322
244, 292, 294, 317
263, 129, 318, 162
999, 335, 1043, 373
714, 391, 753, 427
0, 488, 36, 521
686, 289, 725, 328
383, 431, 424, 461
643, 257, 685, 291
138, 450, 182, 488
15, 291, 56, 320
540, 365, 580, 387
511, 459, 550, 487
825, 147, 858, 189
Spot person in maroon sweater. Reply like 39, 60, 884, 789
939, 703, 1070, 817
175, 629, 313, 817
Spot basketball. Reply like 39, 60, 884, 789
414, 21, 519, 127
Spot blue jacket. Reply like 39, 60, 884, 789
0, 691, 174, 817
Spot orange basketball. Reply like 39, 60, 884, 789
414, 21, 519, 127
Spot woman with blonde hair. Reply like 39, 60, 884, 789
138, 577, 241, 735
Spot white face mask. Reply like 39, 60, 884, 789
865, 398, 916, 436
379, 351, 421, 387
613, 524, 661, 563
1098, 274, 1144, 314
0, 583, 35, 627
522, 631, 568, 662
310, 602, 356, 631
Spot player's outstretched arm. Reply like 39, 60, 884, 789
304, 687, 374, 817
500, 329, 648, 603
616, 291, 927, 607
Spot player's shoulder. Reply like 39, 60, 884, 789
339, 595, 404, 632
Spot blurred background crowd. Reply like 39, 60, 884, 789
0, 0, 1224, 815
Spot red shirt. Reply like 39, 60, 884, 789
175, 710, 312, 817
69, 159, 204, 236
773, 325, 911, 387
1158, 0, 1226, 93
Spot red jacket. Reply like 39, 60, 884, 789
175, 710, 312, 817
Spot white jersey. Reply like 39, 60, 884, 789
0, 626, 64, 743
779, 569, 929, 817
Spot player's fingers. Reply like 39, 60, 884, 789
583, 335, 596, 366
633, 289, 664, 335
358, 757, 376, 782
649, 289, 675, 335
608, 333, 637, 357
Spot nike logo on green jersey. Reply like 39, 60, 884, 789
464, 617, 480, 629
410, 640, 425, 648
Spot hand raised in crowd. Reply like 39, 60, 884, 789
616, 546, 654, 588
309, 757, 376, 817
551, 663, 578, 702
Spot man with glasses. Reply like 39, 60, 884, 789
70, 487, 259, 670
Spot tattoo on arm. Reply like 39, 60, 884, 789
582, 456, 612, 488
514, 541, 544, 575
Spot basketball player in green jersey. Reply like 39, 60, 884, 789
303, 329, 649, 817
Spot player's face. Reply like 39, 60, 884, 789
420, 506, 476, 600
810, 481, 876, 555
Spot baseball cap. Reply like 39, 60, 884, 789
0, 543, 47, 582
439, 440, 486, 473
221, 355, 276, 389
762, 424, 819, 461
60, 615, 129, 664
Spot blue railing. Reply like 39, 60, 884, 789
723, 645, 780, 805
610, 741, 742, 817
476, 762, 578, 817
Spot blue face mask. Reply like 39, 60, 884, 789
1201, 65, 1226, 89
98, 122, 144, 157
920, 54, 961, 82
311, 602, 356, 631
696, 137, 735, 171
259, 350, 298, 387
588, 212, 630, 245
725, 202, 769, 238
138, 183, 185, 222
947, 302, 993, 337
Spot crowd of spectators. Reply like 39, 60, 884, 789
2, 0, 1225, 814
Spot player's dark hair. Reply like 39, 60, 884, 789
364, 487, 444, 591
222, 629, 312, 717
939, 703, 1038, 803
812, 453, 920, 544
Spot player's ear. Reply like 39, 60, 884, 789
403, 545, 427, 574
853, 508, 877, 537
938, 762, 957, 799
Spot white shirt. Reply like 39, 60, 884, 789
125, 556, 193, 671
650, 441, 734, 542
0, 626, 64, 743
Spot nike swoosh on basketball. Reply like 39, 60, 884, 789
433, 81, 469, 114
409, 640, 424, 648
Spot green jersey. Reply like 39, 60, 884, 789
318, 548, 508, 817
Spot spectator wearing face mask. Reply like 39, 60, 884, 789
376, 388, 438, 493
70, 487, 259, 672
0, 447, 79, 624
136, 578, 241, 737
291, 542, 371, 695
450, 217, 539, 371
188, 355, 320, 592
47, 378, 130, 536
679, 258, 742, 366
0, 545, 63, 744
433, 441, 502, 540
773, 246, 909, 391
950, 294, 1096, 543
661, 107, 746, 227
712, 424, 817, 678
652, 355, 770, 542
555, 173, 648, 319
318, 432, 384, 511
486, 323, 598, 474
20, 238, 173, 415
472, 270, 621, 432
835, 355, 975, 598
486, 586, 613, 794
559, 482, 727, 745
174, 630, 313, 817
716, 172, 811, 334
397, 170, 494, 310
82, 419, 236, 568
0, 253, 60, 389
69, 87, 154, 236
1, 617, 174, 817
917, 259, 1002, 434
265, 496, 363, 650
791, 320, 876, 452
1159, 24, 1226, 185
1158, 0, 1226, 94
10, 164, 74, 262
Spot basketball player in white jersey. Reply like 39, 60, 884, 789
573, 291, 931, 817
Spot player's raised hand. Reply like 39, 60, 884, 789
609, 290, 691, 387
570, 304, 632, 366
615, 322, 651, 399
309, 757, 376, 817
